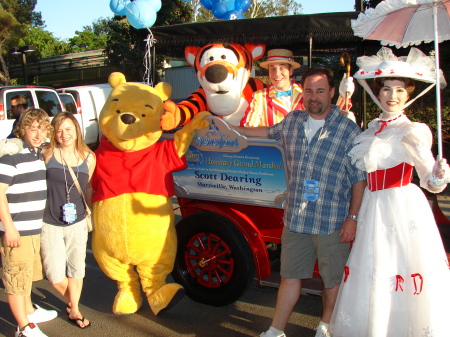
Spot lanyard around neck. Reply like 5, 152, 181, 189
59, 147, 79, 203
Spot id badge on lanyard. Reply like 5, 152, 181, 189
303, 179, 319, 201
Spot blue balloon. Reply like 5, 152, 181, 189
234, 0, 251, 12
109, 0, 130, 15
147, 0, 162, 12
200, 0, 213, 10
223, 10, 245, 20
127, 1, 157, 29
212, 3, 228, 19
223, 0, 235, 11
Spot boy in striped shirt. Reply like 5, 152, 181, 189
0, 109, 57, 337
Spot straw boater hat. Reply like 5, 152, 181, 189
260, 49, 301, 69
353, 47, 446, 113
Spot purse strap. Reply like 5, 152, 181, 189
61, 153, 91, 217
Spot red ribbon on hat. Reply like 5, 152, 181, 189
267, 55, 294, 62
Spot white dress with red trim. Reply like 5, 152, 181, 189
330, 113, 450, 337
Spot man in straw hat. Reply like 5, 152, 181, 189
241, 49, 303, 127
231, 67, 366, 337
241, 49, 356, 127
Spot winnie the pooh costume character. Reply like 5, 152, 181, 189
91, 72, 209, 315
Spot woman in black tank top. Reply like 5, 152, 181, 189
41, 112, 96, 329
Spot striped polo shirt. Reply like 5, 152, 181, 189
0, 141, 47, 236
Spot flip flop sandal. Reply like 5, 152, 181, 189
68, 316, 91, 329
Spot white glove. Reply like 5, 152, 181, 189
339, 76, 355, 98
340, 110, 356, 123
429, 158, 450, 188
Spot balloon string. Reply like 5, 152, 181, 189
117, 0, 156, 85
144, 32, 156, 86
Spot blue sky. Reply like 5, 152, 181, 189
35, 0, 357, 40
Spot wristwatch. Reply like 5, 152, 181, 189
347, 214, 358, 221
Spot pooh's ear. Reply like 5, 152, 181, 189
154, 82, 172, 101
108, 72, 127, 88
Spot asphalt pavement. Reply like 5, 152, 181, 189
0, 202, 323, 337
0, 242, 322, 337
1, 196, 449, 337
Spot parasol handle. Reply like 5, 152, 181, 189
340, 52, 351, 110
340, 52, 351, 78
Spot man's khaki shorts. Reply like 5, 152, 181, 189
280, 227, 350, 289
1, 234, 44, 296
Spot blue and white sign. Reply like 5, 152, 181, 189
168, 116, 288, 208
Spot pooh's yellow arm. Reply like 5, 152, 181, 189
174, 111, 210, 158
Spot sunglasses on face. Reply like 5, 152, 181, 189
11, 104, 19, 108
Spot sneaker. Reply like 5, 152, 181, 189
15, 323, 48, 337
27, 304, 57, 324
260, 330, 286, 337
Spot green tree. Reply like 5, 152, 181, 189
0, 7, 27, 85
0, 0, 43, 26
105, 0, 192, 81
155, 0, 192, 26
104, 18, 144, 81
20, 26, 71, 58
249, 0, 302, 18
69, 18, 111, 52
189, 0, 302, 22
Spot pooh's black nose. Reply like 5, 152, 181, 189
121, 114, 136, 125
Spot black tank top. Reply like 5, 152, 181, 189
43, 154, 89, 226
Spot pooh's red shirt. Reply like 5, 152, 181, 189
92, 136, 187, 202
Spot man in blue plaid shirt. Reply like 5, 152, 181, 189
233, 67, 366, 337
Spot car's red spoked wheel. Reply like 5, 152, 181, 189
184, 232, 235, 288
173, 211, 255, 306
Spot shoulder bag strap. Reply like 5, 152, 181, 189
61, 155, 91, 217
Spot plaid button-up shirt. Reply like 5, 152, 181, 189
268, 105, 366, 234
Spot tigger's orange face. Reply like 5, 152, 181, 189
185, 43, 265, 116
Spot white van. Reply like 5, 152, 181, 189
0, 86, 64, 139
57, 83, 113, 148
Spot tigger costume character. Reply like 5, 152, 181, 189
161, 43, 266, 130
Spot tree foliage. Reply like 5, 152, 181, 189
0, 0, 43, 26
69, 18, 111, 52
189, 0, 302, 21
249, 0, 302, 18
104, 18, 145, 81
154, 0, 192, 26
20, 27, 71, 58
0, 7, 27, 85
105, 0, 192, 81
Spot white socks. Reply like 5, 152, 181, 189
260, 326, 285, 337
315, 321, 331, 337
